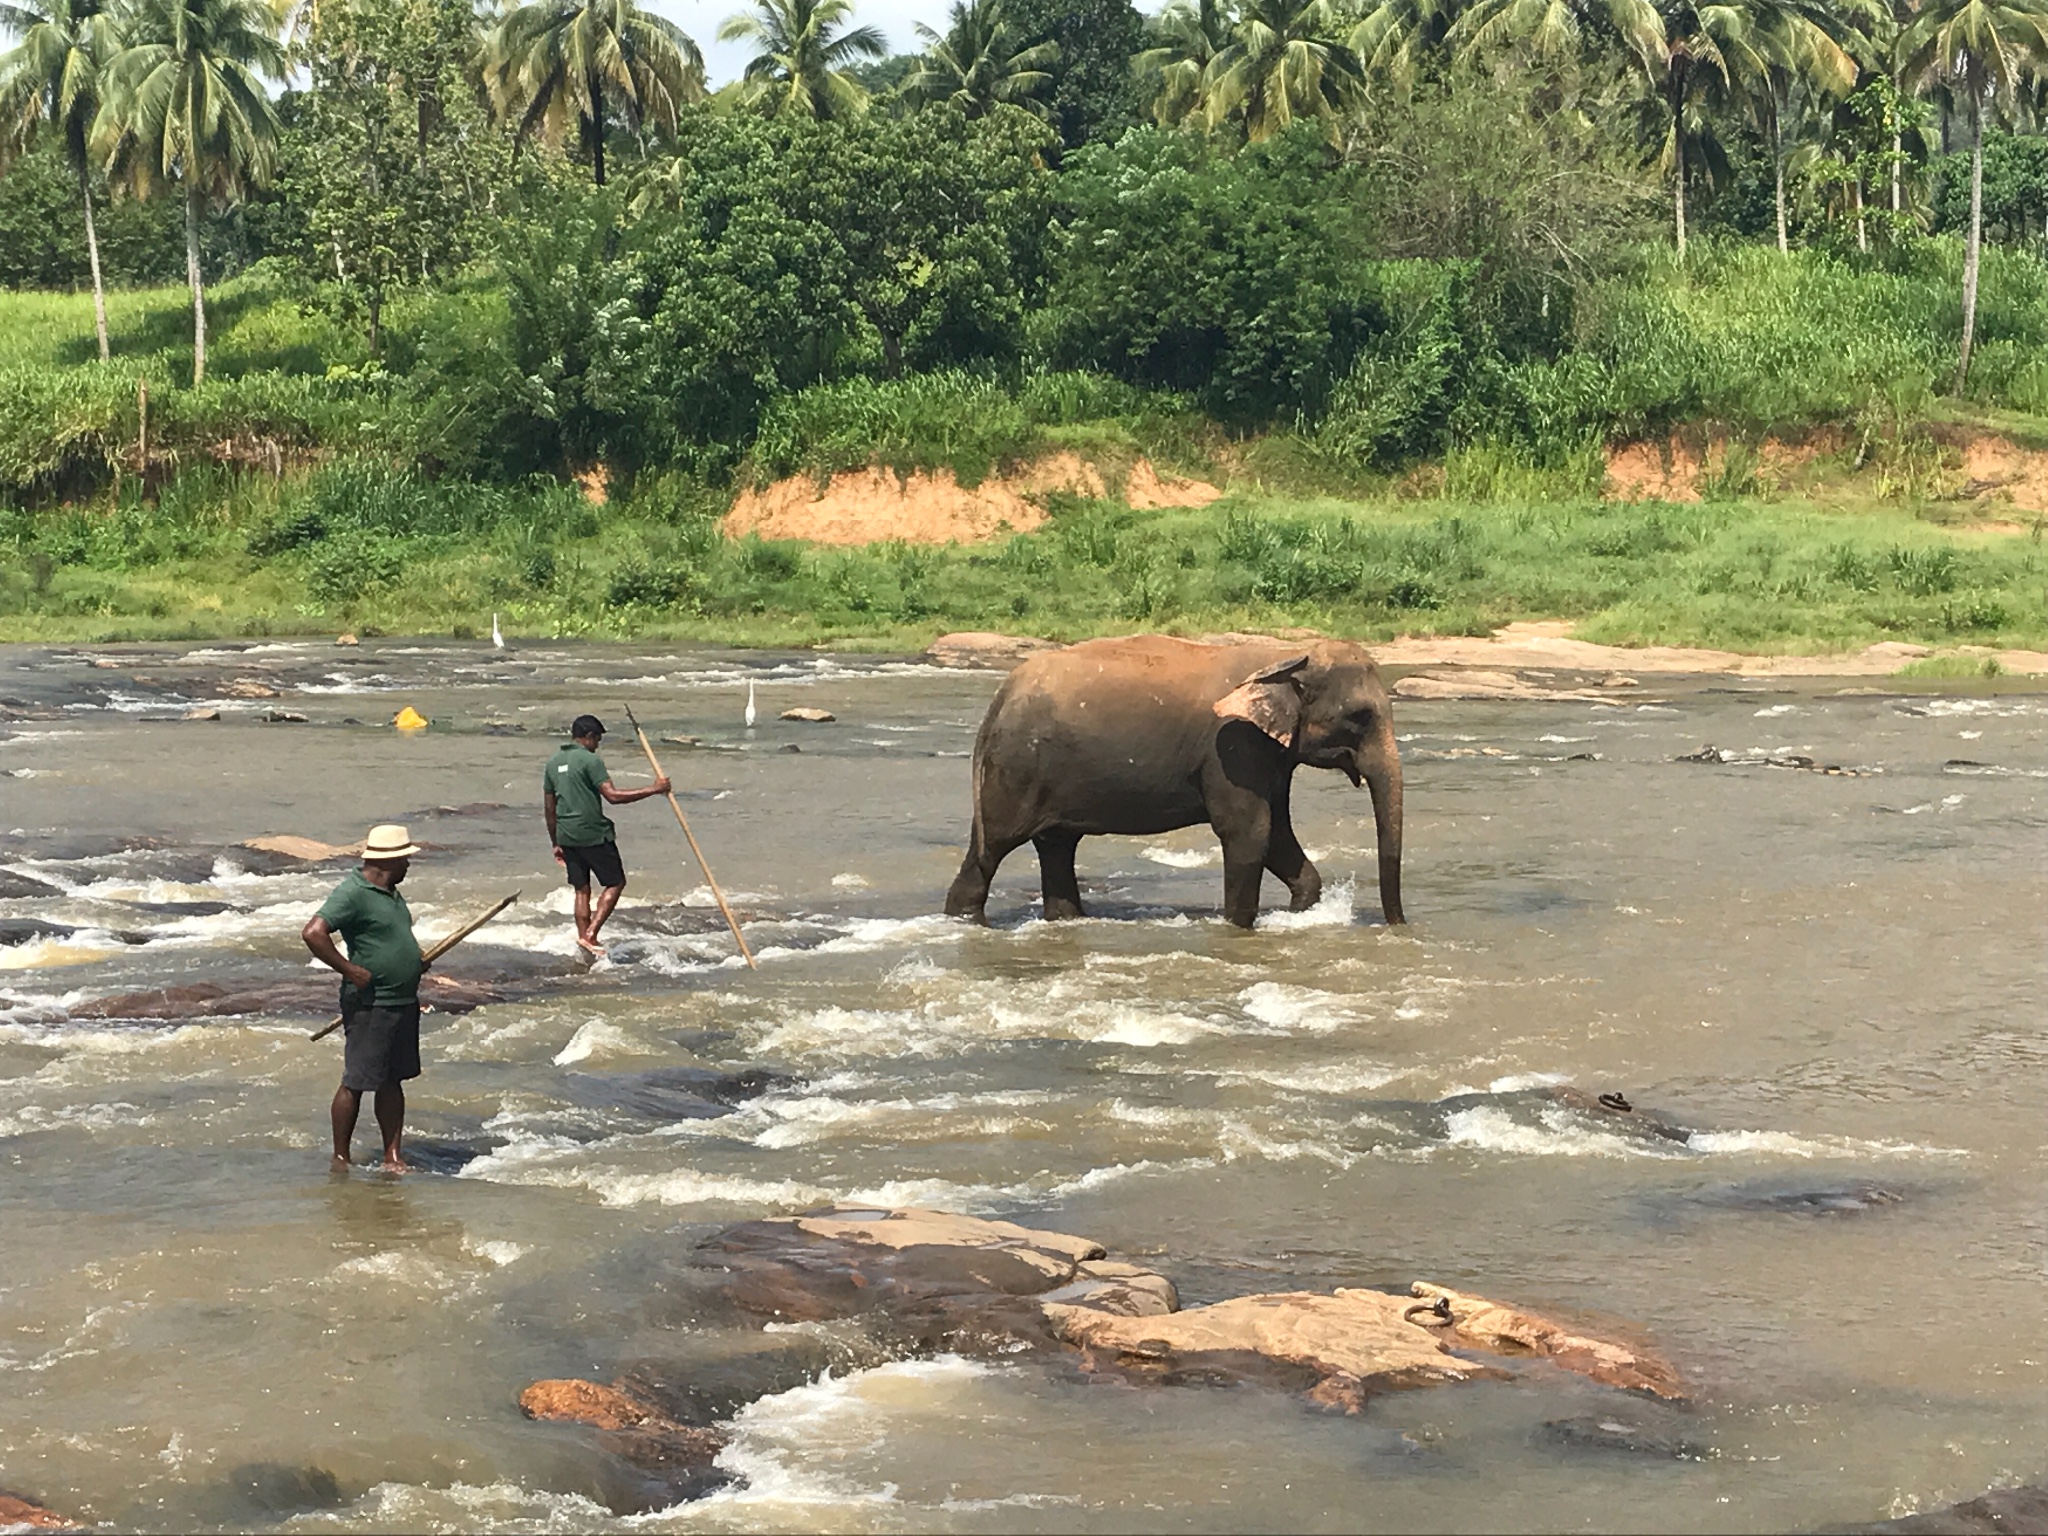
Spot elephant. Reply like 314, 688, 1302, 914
944, 636, 1405, 929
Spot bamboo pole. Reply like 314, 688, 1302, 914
309, 890, 520, 1041
623, 704, 756, 969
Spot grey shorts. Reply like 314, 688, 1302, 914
341, 1001, 421, 1091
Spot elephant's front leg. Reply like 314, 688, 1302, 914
1035, 830, 1086, 920
1262, 782, 1322, 912
1215, 805, 1273, 929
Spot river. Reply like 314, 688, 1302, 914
1, 638, 2043, 1533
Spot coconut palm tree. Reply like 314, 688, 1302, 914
0, 0, 123, 359
1901, 0, 2048, 384
1744, 7, 1868, 252
1133, 0, 1231, 126
92, 0, 285, 385
903, 0, 1058, 118
1201, 0, 1365, 141
485, 0, 703, 186
717, 0, 884, 121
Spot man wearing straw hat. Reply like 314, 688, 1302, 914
302, 824, 429, 1173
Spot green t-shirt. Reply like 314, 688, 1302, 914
317, 870, 422, 1007
544, 742, 615, 848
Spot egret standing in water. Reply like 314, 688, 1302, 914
745, 680, 757, 728
492, 614, 505, 650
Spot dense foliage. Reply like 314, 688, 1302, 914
5, 0, 2048, 652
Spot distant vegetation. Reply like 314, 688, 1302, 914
4, 0, 2048, 653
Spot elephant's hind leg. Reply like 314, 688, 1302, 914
1034, 830, 1085, 920
946, 827, 1025, 923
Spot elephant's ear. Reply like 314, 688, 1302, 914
1212, 655, 1310, 746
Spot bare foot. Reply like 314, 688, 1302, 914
379, 1156, 411, 1174
575, 934, 608, 958
330, 1153, 351, 1172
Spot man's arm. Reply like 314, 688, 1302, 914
598, 775, 670, 805
544, 789, 565, 865
302, 915, 372, 991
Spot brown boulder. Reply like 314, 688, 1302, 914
1409, 1282, 1684, 1398
520, 1378, 669, 1431
0, 1492, 75, 1530
518, 1378, 728, 1499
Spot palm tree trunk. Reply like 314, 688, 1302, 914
1674, 141, 1688, 261
1773, 109, 1788, 255
184, 188, 208, 387
79, 167, 110, 363
589, 72, 606, 186
1958, 92, 1984, 389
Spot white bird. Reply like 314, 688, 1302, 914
491, 613, 505, 649
744, 680, 757, 728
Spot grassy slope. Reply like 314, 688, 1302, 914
3, 281, 2046, 658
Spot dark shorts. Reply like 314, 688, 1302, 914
561, 840, 625, 890
341, 1001, 422, 1091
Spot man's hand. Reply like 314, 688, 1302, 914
553, 846, 566, 865
343, 961, 372, 990
653, 776, 672, 796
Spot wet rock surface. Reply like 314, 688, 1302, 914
63, 965, 562, 1022
0, 870, 64, 899
560, 1067, 796, 1122
518, 1379, 732, 1509
0, 1490, 74, 1529
1691, 1180, 1911, 1217
1542, 1414, 1709, 1459
526, 1206, 1687, 1509
0, 918, 148, 947
1828, 1484, 2048, 1534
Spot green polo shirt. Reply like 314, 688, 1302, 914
317, 870, 423, 1007
544, 743, 615, 848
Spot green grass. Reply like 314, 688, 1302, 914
6, 467, 2044, 654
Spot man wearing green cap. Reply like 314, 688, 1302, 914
544, 713, 669, 958
302, 823, 429, 1172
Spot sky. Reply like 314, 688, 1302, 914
646, 0, 952, 84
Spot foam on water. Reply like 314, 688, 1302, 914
551, 1018, 655, 1066
1254, 879, 1359, 930
699, 1357, 1007, 1515
1140, 845, 1220, 869
1444, 1105, 1686, 1159
1687, 1129, 1968, 1159
1236, 981, 1361, 1034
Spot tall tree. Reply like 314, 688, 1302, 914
486, 0, 703, 185
717, 0, 883, 121
1902, 0, 2048, 384
282, 0, 499, 350
0, 0, 124, 358
1202, 0, 1365, 142
1134, 0, 1232, 127
1003, 0, 1144, 146
1743, 1, 1868, 252
93, 0, 285, 384
904, 0, 1058, 119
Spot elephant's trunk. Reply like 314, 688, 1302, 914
1361, 722, 1405, 925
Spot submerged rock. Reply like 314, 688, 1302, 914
1828, 1484, 2048, 1534
1692, 1180, 1909, 1217
1542, 1414, 1707, 1459
66, 970, 531, 1021
561, 1067, 795, 1122
221, 1462, 346, 1517
0, 918, 146, 947
0, 870, 64, 899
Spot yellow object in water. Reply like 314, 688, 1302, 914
393, 706, 429, 731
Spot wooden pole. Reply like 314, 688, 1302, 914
309, 890, 520, 1041
623, 704, 756, 970
136, 378, 148, 469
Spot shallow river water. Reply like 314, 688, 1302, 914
1, 638, 2044, 1534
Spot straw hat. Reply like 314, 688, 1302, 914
363, 823, 422, 859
